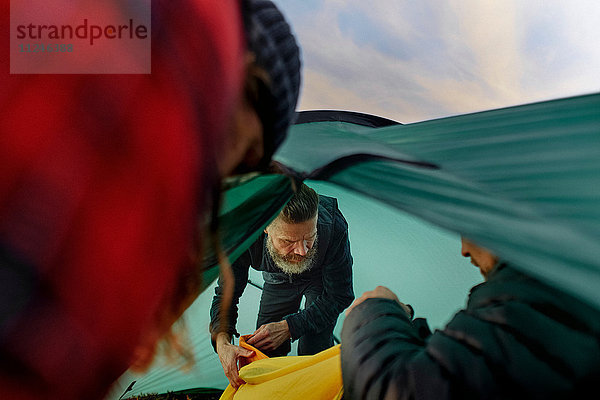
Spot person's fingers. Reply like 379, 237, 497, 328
233, 374, 245, 389
345, 293, 368, 316
252, 332, 281, 350
345, 302, 356, 316
226, 360, 250, 389
238, 347, 255, 358
401, 303, 414, 318
249, 336, 269, 349
225, 364, 241, 389
227, 375, 239, 389
346, 286, 397, 316
246, 327, 266, 344
258, 340, 275, 350
373, 286, 395, 298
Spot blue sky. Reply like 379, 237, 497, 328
274, 0, 600, 122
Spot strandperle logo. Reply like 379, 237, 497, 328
16, 19, 149, 46
10, 0, 151, 74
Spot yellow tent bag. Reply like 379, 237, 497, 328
220, 336, 343, 400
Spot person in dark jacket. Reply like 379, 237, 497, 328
210, 184, 354, 388
341, 237, 600, 399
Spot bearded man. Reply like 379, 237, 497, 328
210, 184, 354, 388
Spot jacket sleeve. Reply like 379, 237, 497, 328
283, 212, 354, 340
209, 250, 251, 350
341, 297, 537, 399
341, 298, 447, 400
341, 267, 600, 399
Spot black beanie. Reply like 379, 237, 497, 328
242, 0, 302, 161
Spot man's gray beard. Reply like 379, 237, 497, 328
266, 236, 318, 275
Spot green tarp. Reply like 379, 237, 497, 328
207, 92, 600, 309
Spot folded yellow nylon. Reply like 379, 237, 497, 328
220, 344, 343, 400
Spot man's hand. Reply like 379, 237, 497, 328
215, 333, 254, 389
246, 320, 291, 351
345, 286, 412, 317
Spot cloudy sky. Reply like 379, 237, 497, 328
274, 0, 600, 123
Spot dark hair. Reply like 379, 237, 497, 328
279, 184, 319, 223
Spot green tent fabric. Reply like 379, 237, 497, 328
207, 92, 600, 310
279, 93, 600, 310
106, 93, 599, 398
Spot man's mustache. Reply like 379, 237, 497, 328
285, 255, 305, 262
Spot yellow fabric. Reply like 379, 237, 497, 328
220, 344, 343, 400
238, 335, 269, 367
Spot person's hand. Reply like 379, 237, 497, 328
246, 320, 291, 351
345, 286, 412, 317
216, 333, 254, 389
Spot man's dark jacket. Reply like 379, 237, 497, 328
341, 263, 600, 399
211, 195, 354, 344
